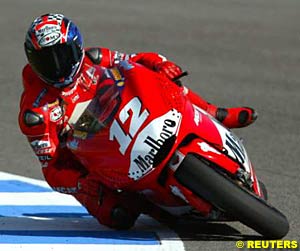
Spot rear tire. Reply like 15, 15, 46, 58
174, 154, 289, 239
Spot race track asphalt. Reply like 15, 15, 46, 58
0, 0, 299, 250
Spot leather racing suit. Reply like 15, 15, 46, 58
19, 47, 256, 228
19, 47, 187, 228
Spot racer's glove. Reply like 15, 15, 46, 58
155, 61, 183, 80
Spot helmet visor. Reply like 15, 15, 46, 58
26, 43, 82, 83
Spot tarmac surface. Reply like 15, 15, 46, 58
0, 0, 299, 250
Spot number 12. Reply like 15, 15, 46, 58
109, 97, 149, 155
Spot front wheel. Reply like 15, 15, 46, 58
258, 179, 268, 201
174, 154, 289, 239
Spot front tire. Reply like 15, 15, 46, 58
258, 179, 268, 201
174, 154, 289, 239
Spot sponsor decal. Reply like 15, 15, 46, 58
108, 68, 125, 88
110, 68, 122, 81
35, 148, 53, 155
30, 140, 51, 151
50, 106, 63, 122
193, 105, 203, 126
128, 109, 182, 180
198, 142, 221, 155
119, 60, 134, 70
39, 32, 61, 47
212, 120, 251, 174
113, 51, 125, 64
31, 138, 52, 164
38, 155, 52, 161
225, 133, 246, 164
71, 94, 80, 103
61, 82, 78, 96
53, 186, 78, 193
36, 24, 62, 47
29, 134, 52, 159
67, 139, 79, 150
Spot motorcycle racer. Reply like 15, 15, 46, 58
19, 13, 257, 229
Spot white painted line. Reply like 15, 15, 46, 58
0, 243, 183, 251
0, 172, 50, 188
0, 192, 81, 205
0, 172, 185, 251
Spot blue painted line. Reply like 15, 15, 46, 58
0, 180, 52, 192
0, 205, 90, 218
0, 230, 159, 244
0, 174, 163, 247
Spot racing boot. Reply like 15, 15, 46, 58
185, 88, 258, 128
211, 106, 258, 129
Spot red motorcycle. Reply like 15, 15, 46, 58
67, 61, 289, 239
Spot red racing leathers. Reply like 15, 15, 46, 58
18, 47, 188, 228
19, 47, 256, 228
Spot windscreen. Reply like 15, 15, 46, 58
73, 84, 121, 134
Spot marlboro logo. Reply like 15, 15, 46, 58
129, 109, 182, 180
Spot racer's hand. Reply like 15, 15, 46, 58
156, 61, 183, 80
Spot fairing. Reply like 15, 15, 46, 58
66, 63, 187, 189
66, 61, 259, 198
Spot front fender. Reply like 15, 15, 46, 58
172, 138, 262, 197
177, 138, 240, 175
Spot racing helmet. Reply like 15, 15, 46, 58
24, 13, 84, 88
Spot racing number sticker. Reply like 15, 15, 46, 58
109, 97, 150, 154
225, 133, 246, 164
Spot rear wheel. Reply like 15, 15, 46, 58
174, 154, 289, 239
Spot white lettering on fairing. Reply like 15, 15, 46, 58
128, 109, 182, 180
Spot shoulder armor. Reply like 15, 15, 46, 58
23, 109, 44, 127
86, 47, 103, 65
